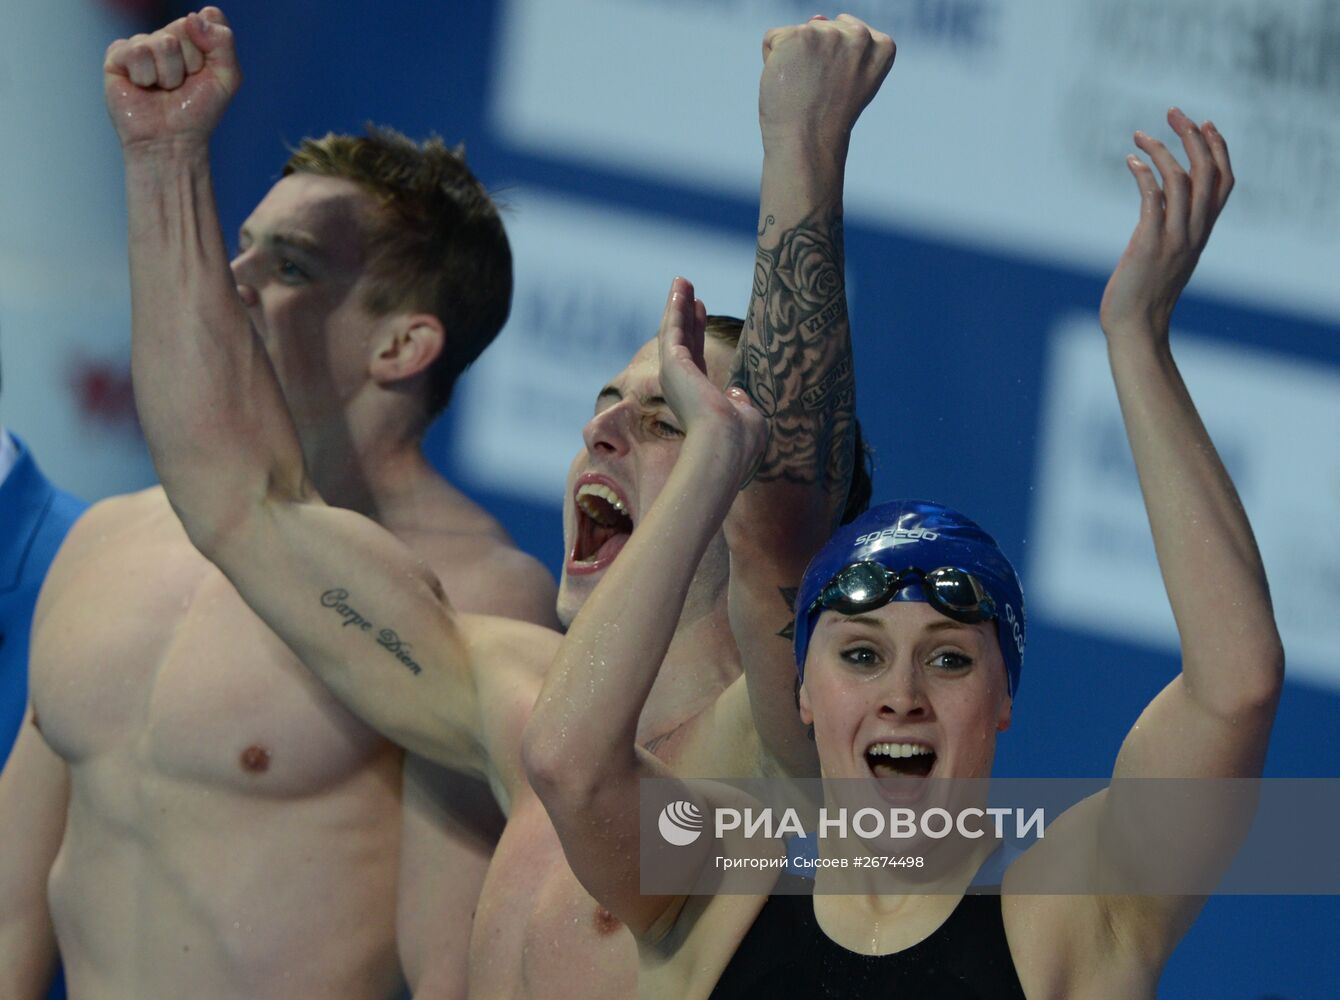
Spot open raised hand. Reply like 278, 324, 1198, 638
1100, 107, 1235, 340
657, 277, 767, 489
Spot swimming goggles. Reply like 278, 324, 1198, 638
808, 563, 997, 624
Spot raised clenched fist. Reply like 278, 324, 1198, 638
104, 6, 241, 152
758, 14, 895, 152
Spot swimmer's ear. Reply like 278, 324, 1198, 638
798, 682, 814, 728
368, 314, 444, 385
996, 694, 1012, 734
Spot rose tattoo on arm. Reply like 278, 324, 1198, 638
732, 209, 856, 502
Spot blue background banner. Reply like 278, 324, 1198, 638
3, 1, 1336, 995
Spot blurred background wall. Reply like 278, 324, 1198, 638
2, 1, 1336, 995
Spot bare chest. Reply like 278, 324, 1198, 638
30, 518, 387, 797
466, 716, 720, 999
471, 791, 637, 1000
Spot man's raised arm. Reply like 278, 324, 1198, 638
109, 9, 280, 536
723, 15, 894, 775
106, 9, 509, 784
523, 279, 767, 939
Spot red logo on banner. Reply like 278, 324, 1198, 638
69, 358, 141, 437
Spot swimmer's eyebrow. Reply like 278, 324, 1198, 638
594, 387, 671, 410
833, 614, 884, 628
925, 619, 975, 633
236, 226, 324, 260
272, 231, 323, 259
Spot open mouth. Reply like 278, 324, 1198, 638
570, 479, 634, 573
865, 741, 936, 798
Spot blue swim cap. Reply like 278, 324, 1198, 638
794, 499, 1025, 696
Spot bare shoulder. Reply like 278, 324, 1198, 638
39, 486, 174, 579
65, 484, 167, 532
28, 486, 190, 641
390, 479, 559, 628
454, 543, 559, 629
693, 676, 767, 775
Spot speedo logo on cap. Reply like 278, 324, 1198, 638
855, 527, 940, 544
1004, 603, 1024, 655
